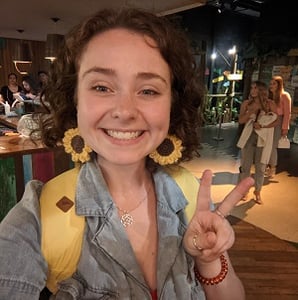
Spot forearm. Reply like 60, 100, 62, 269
195, 253, 245, 300
260, 119, 279, 128
282, 115, 290, 130
238, 102, 250, 124
239, 110, 254, 124
282, 94, 291, 130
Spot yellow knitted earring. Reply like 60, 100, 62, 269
62, 128, 92, 163
149, 134, 183, 165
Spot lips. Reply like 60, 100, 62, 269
105, 130, 143, 140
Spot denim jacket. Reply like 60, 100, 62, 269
0, 161, 205, 299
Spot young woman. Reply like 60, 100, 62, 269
267, 75, 292, 177
20, 75, 40, 100
0, 72, 22, 106
0, 9, 252, 299
237, 81, 278, 204
38, 70, 49, 90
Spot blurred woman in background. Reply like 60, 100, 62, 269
237, 81, 278, 204
266, 76, 292, 177
20, 75, 40, 100
0, 73, 22, 106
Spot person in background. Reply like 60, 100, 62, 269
237, 81, 278, 204
0, 72, 22, 106
12, 75, 40, 113
38, 70, 49, 90
20, 75, 40, 100
266, 75, 292, 177
0, 8, 253, 299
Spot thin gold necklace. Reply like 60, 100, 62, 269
116, 184, 152, 228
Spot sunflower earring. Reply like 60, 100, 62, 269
62, 128, 93, 163
149, 134, 183, 165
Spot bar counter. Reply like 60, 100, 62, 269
0, 115, 71, 221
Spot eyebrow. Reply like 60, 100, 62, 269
137, 72, 168, 86
81, 67, 169, 86
81, 67, 114, 79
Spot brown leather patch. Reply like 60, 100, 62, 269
56, 196, 74, 212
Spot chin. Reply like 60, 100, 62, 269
97, 154, 146, 166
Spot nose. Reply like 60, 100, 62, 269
111, 93, 138, 120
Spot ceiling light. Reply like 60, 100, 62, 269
45, 18, 64, 62
13, 29, 33, 74
218, 2, 225, 13
45, 34, 64, 62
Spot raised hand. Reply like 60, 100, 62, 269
183, 169, 254, 263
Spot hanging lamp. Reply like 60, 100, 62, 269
13, 29, 33, 74
45, 18, 64, 62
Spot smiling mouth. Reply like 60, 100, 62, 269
105, 130, 143, 140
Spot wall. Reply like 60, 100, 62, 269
0, 37, 50, 87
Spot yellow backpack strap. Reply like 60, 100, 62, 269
164, 166, 199, 221
40, 166, 85, 294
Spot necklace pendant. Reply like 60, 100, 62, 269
121, 212, 134, 227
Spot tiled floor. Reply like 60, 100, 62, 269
182, 122, 298, 243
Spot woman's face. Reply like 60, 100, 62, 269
39, 73, 48, 84
8, 75, 17, 85
269, 79, 278, 92
77, 28, 172, 167
250, 83, 258, 98
22, 81, 30, 92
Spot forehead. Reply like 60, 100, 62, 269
80, 28, 161, 62
78, 28, 171, 79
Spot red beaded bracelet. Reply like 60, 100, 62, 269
194, 254, 228, 285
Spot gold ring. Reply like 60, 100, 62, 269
215, 209, 226, 219
193, 234, 203, 251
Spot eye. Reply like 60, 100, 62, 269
141, 89, 159, 96
93, 85, 110, 93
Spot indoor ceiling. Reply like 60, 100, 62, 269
0, 0, 206, 41
206, 0, 269, 17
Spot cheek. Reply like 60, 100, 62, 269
154, 101, 170, 120
76, 97, 92, 130
76, 89, 96, 117
154, 107, 171, 133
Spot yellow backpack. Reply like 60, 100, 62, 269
40, 165, 199, 293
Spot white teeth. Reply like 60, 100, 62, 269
106, 130, 141, 140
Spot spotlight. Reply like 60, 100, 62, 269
217, 0, 225, 14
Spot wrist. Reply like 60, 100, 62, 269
194, 254, 228, 285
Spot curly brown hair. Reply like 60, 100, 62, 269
39, 8, 203, 162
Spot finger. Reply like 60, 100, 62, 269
193, 231, 217, 252
195, 169, 213, 212
217, 176, 254, 216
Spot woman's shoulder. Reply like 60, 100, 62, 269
240, 99, 250, 107
282, 91, 291, 100
0, 85, 8, 91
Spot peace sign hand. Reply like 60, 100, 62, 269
183, 169, 254, 263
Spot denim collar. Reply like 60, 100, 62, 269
75, 160, 188, 218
